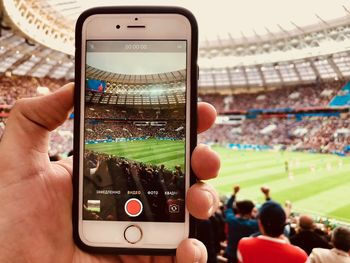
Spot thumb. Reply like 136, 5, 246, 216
0, 83, 74, 155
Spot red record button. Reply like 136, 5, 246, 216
125, 198, 143, 217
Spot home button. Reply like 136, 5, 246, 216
124, 225, 142, 244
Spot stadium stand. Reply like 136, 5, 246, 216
199, 80, 346, 112
0, 75, 65, 103
198, 115, 350, 155
0, 75, 71, 156
85, 100, 186, 119
329, 82, 350, 106
198, 79, 350, 156
84, 121, 185, 141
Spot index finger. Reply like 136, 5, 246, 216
197, 102, 216, 134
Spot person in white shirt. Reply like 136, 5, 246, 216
307, 226, 350, 263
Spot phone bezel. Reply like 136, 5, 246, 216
73, 6, 198, 255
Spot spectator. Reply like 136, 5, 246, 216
290, 214, 332, 255
307, 226, 350, 263
224, 186, 270, 263
237, 201, 308, 263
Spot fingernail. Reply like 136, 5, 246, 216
192, 240, 201, 263
199, 144, 210, 150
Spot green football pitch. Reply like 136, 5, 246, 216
86, 139, 350, 222
210, 145, 350, 223
85, 139, 185, 171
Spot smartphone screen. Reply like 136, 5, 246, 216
82, 40, 187, 223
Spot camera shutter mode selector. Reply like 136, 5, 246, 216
125, 198, 143, 217
124, 225, 143, 244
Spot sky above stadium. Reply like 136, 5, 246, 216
54, 0, 350, 41
86, 40, 186, 74
87, 52, 186, 75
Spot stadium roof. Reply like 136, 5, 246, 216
86, 65, 186, 84
1, 0, 350, 87
3, 0, 350, 54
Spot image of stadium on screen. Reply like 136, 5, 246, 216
82, 40, 187, 222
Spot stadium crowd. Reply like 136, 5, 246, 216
2, 76, 349, 156
0, 75, 71, 157
85, 103, 185, 120
0, 75, 65, 105
48, 120, 73, 157
198, 115, 350, 154
199, 80, 344, 112
85, 121, 185, 141
0, 76, 186, 157
197, 185, 350, 263
84, 150, 185, 222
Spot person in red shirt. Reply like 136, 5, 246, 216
237, 201, 307, 263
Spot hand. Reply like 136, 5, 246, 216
0, 83, 221, 263
260, 186, 270, 197
233, 185, 240, 195
284, 200, 293, 218
285, 200, 292, 209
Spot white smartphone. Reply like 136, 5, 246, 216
73, 6, 198, 254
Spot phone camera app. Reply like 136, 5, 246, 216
84, 40, 186, 222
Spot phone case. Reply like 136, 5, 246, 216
73, 6, 198, 255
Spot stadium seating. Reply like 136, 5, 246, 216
1, 76, 350, 156
329, 82, 350, 106
199, 115, 350, 154
200, 80, 344, 112
85, 121, 185, 142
